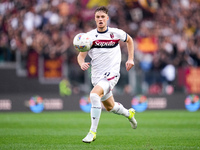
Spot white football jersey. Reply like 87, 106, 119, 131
87, 27, 127, 85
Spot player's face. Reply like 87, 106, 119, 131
95, 11, 109, 31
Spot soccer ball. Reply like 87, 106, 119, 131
73, 33, 92, 52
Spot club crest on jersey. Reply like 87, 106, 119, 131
110, 33, 114, 39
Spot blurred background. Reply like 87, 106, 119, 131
0, 0, 200, 112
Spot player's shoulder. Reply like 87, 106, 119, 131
108, 27, 124, 33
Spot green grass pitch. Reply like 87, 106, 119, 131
0, 110, 199, 150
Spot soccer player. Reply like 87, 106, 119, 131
77, 6, 137, 143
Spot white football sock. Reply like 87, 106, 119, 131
90, 93, 102, 133
110, 102, 129, 117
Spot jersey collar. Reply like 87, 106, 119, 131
97, 26, 108, 34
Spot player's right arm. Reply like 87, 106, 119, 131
77, 52, 90, 71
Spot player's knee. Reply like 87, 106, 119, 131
90, 93, 101, 107
97, 79, 110, 95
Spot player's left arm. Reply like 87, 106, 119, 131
125, 34, 134, 71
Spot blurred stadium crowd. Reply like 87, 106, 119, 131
0, 0, 200, 94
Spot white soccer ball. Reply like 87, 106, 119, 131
73, 33, 92, 52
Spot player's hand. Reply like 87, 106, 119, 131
80, 62, 90, 71
126, 59, 134, 71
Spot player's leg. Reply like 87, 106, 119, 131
99, 74, 137, 129
101, 92, 137, 129
82, 85, 103, 143
102, 95, 128, 115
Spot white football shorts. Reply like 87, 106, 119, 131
93, 72, 120, 101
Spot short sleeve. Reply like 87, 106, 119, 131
115, 28, 127, 42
